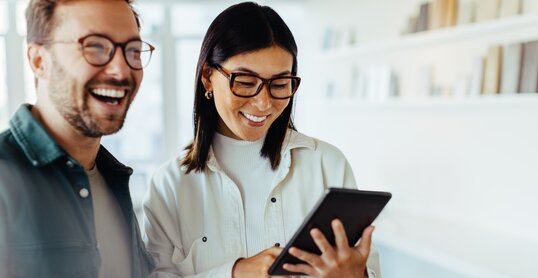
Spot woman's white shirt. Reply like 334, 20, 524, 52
143, 130, 380, 277
212, 132, 278, 257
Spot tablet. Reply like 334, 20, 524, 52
267, 187, 392, 276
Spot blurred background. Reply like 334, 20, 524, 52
1, 0, 537, 277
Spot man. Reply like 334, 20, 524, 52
0, 0, 155, 277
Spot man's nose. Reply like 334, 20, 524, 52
104, 47, 131, 78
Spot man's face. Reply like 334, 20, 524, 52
44, 0, 143, 137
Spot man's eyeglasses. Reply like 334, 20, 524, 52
213, 64, 301, 99
40, 34, 155, 70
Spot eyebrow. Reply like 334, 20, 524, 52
233, 67, 292, 77
84, 32, 141, 42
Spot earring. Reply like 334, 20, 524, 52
205, 91, 213, 100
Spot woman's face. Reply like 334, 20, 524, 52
204, 45, 294, 141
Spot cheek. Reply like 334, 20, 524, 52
272, 99, 290, 116
215, 93, 246, 115
134, 71, 143, 88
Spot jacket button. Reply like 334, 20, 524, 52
79, 188, 89, 198
271, 197, 276, 203
202, 236, 207, 242
66, 161, 75, 168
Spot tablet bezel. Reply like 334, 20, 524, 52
267, 187, 392, 276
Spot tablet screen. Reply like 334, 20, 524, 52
268, 188, 391, 276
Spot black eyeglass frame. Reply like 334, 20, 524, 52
39, 34, 155, 70
213, 64, 301, 99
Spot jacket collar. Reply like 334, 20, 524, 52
9, 104, 65, 167
9, 104, 132, 176
206, 129, 315, 172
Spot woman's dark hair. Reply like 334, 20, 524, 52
181, 1, 298, 173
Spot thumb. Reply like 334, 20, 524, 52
266, 246, 284, 257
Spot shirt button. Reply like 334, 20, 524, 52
271, 197, 277, 203
202, 236, 207, 242
66, 161, 75, 168
274, 242, 280, 247
79, 188, 89, 198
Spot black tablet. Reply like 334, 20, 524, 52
267, 188, 392, 276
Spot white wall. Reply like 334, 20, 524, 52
294, 0, 538, 277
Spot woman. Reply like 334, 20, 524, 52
143, 2, 381, 277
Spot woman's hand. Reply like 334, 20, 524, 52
283, 219, 374, 278
232, 246, 286, 278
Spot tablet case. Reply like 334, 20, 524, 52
268, 188, 392, 276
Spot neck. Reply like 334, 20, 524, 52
32, 103, 101, 171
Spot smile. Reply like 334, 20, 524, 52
241, 112, 268, 123
90, 88, 127, 106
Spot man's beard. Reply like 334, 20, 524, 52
47, 59, 135, 138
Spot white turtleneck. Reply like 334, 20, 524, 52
212, 132, 277, 256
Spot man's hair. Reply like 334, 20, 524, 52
25, 0, 141, 44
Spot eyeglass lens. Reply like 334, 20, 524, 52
81, 35, 153, 69
232, 75, 299, 98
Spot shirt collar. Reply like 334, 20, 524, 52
9, 104, 65, 167
96, 146, 134, 177
9, 104, 132, 176
206, 129, 315, 171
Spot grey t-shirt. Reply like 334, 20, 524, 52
86, 166, 132, 278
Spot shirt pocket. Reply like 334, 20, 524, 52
172, 237, 222, 275
9, 241, 99, 278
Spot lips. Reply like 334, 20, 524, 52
89, 88, 127, 106
241, 112, 268, 123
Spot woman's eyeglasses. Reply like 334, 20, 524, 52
214, 64, 301, 99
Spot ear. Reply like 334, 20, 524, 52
27, 43, 47, 80
201, 63, 213, 91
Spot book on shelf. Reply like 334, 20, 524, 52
354, 67, 369, 99
428, 0, 440, 30
349, 65, 359, 98
482, 45, 502, 95
415, 2, 430, 32
518, 41, 538, 93
499, 43, 522, 94
417, 65, 433, 97
443, 0, 458, 27
499, 0, 521, 18
475, 0, 501, 22
427, 0, 458, 30
406, 15, 418, 34
454, 77, 471, 98
469, 57, 485, 96
457, 1, 476, 25
363, 65, 398, 101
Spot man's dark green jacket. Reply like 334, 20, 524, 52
0, 104, 154, 277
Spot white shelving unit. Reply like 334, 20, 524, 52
312, 12, 538, 103
320, 13, 538, 61
323, 93, 538, 111
298, 2, 538, 277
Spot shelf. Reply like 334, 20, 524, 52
320, 13, 538, 61
322, 93, 538, 109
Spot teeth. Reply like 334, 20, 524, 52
242, 112, 267, 123
92, 88, 125, 98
